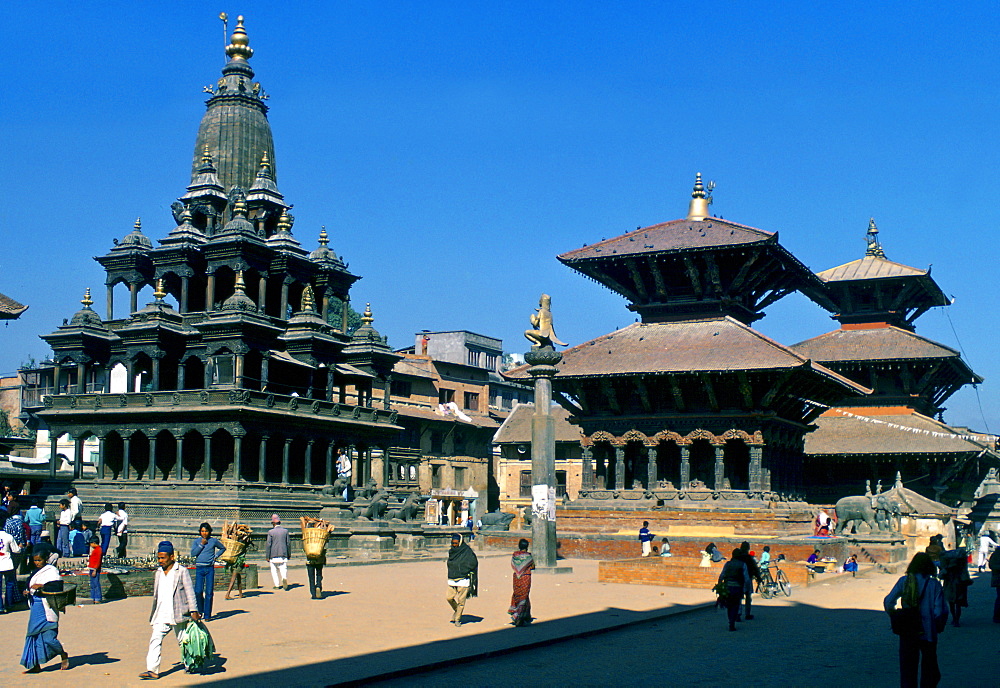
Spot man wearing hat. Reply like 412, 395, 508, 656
266, 514, 291, 591
140, 541, 199, 680
446, 533, 478, 627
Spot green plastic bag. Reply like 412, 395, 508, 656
179, 619, 216, 670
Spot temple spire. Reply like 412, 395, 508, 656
225, 15, 254, 62
686, 173, 710, 221
865, 218, 886, 258
81, 288, 93, 309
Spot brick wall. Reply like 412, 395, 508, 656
598, 557, 823, 589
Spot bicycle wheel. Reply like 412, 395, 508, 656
757, 580, 773, 599
777, 570, 792, 597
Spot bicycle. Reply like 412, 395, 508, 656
756, 554, 791, 598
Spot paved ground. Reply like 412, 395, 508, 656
0, 552, 994, 687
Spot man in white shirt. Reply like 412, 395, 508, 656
140, 541, 200, 680
67, 488, 83, 527
0, 523, 22, 612
115, 503, 129, 558
56, 500, 73, 558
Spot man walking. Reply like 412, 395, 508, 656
139, 541, 200, 680
56, 499, 73, 558
735, 541, 762, 620
190, 523, 226, 621
446, 533, 478, 627
266, 514, 290, 590
66, 488, 83, 528
639, 521, 654, 557
116, 503, 129, 558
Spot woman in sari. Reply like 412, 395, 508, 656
508, 539, 534, 626
21, 549, 69, 673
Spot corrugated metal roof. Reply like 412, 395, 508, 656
804, 409, 989, 455
558, 217, 774, 263
493, 403, 584, 444
791, 326, 963, 363
816, 256, 928, 282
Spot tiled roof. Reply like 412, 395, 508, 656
0, 292, 27, 319
394, 404, 499, 429
557, 217, 774, 263
804, 408, 989, 456
504, 317, 867, 392
880, 485, 953, 517
816, 256, 928, 282
493, 403, 584, 444
791, 326, 963, 363
392, 358, 437, 379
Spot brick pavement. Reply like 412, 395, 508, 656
1, 553, 993, 687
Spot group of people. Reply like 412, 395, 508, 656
444, 532, 535, 628
715, 542, 763, 631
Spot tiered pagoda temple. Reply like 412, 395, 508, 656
506, 176, 869, 505
792, 220, 995, 503
30, 18, 403, 538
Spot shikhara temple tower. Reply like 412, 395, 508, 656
793, 220, 993, 503
506, 176, 868, 505
32, 17, 402, 542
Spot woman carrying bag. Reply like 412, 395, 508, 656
884, 552, 947, 688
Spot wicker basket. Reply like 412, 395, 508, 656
218, 537, 248, 563
41, 584, 77, 613
302, 527, 330, 558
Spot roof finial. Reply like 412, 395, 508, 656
865, 217, 886, 258
362, 303, 374, 324
301, 285, 316, 313
225, 15, 254, 62
894, 471, 903, 489
276, 209, 293, 235
686, 173, 710, 221
80, 288, 93, 308
318, 226, 328, 247
234, 271, 246, 293
134, 217, 142, 232
153, 279, 167, 302
232, 198, 247, 218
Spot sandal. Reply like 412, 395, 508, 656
139, 671, 159, 680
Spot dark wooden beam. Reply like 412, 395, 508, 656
682, 256, 704, 299
647, 256, 668, 299
728, 250, 761, 295
626, 260, 650, 301
668, 375, 686, 412
736, 371, 754, 409
600, 379, 622, 414
635, 377, 653, 414
700, 373, 720, 412
703, 254, 724, 296
761, 369, 796, 407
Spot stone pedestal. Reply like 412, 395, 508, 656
347, 522, 399, 559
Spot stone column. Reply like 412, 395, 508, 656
149, 434, 158, 481
280, 280, 290, 319
381, 446, 390, 487
204, 357, 213, 388
74, 436, 84, 479
749, 445, 763, 492
203, 435, 212, 480
282, 438, 291, 483
341, 297, 349, 333
123, 434, 132, 480
233, 432, 244, 481
524, 344, 563, 570
581, 445, 594, 492
106, 284, 114, 320
234, 353, 244, 388
325, 444, 334, 486
680, 445, 690, 487
304, 439, 314, 485
180, 276, 189, 313
714, 444, 725, 490
258, 276, 267, 314
97, 436, 106, 480
205, 273, 216, 311
258, 436, 268, 483
321, 293, 330, 320
613, 446, 625, 490
151, 354, 161, 391
175, 435, 184, 480
261, 354, 270, 391
646, 446, 657, 489
383, 375, 392, 410
129, 282, 138, 314
76, 362, 86, 393
53, 365, 63, 394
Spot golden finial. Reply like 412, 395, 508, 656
232, 199, 247, 217
301, 285, 316, 312
225, 15, 254, 61
686, 173, 710, 221
134, 217, 142, 232
153, 279, 167, 300
260, 151, 270, 166
865, 217, 886, 258
80, 288, 93, 308
318, 226, 328, 246
201, 145, 213, 166
234, 271, 246, 293
362, 303, 374, 324
277, 209, 293, 234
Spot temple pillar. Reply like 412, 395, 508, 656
646, 446, 657, 488
235, 353, 244, 388
282, 438, 291, 483
129, 282, 138, 314
149, 434, 158, 481
203, 435, 212, 480
261, 355, 270, 391
341, 297, 349, 333
614, 446, 625, 491
203, 358, 213, 388
325, 444, 334, 486
123, 434, 132, 480
714, 444, 725, 490
97, 436, 106, 480
73, 436, 84, 480
381, 446, 390, 487
53, 365, 63, 394
749, 445, 763, 492
106, 284, 114, 320
258, 276, 267, 313
383, 375, 392, 410
175, 435, 184, 481
76, 362, 86, 393
680, 445, 690, 486
151, 354, 161, 391
258, 436, 268, 483
180, 276, 189, 313
48, 433, 59, 478
205, 272, 216, 311
321, 293, 330, 320
304, 439, 314, 485
581, 445, 594, 491
280, 281, 290, 319
233, 432, 244, 481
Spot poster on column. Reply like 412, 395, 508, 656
547, 486, 556, 520
531, 484, 549, 522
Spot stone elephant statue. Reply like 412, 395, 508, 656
479, 511, 515, 531
835, 495, 884, 535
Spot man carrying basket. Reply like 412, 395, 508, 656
302, 517, 333, 600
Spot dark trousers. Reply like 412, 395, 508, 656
195, 565, 216, 619
898, 636, 940, 688
993, 586, 1000, 622
116, 532, 128, 558
0, 569, 16, 611
725, 587, 742, 627
29, 525, 41, 546
90, 569, 103, 602
307, 563, 324, 597
743, 592, 753, 618
100, 526, 112, 558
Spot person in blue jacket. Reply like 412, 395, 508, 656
190, 523, 226, 621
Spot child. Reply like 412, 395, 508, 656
844, 554, 859, 576
71, 524, 90, 557
88, 536, 103, 604
659, 536, 672, 557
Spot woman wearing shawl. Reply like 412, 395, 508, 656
884, 552, 947, 688
21, 548, 70, 673
446, 534, 478, 627
508, 539, 534, 626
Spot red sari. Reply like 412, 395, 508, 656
508, 550, 535, 625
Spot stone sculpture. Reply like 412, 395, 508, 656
521, 505, 533, 527
834, 494, 895, 535
524, 293, 567, 349
388, 493, 422, 522
479, 511, 516, 531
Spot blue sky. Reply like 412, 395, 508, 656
2, 2, 998, 431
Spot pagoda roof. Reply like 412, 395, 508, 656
493, 403, 583, 444
0, 293, 27, 320
558, 217, 775, 263
816, 255, 931, 282
804, 407, 993, 456
791, 325, 974, 368
503, 316, 867, 391
880, 484, 953, 517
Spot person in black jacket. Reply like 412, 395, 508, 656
736, 541, 762, 620
446, 534, 479, 627
718, 549, 750, 631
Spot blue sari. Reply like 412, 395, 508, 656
20, 596, 62, 669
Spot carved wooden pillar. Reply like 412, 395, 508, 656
749, 445, 763, 492
234, 353, 245, 389
97, 436, 106, 480
321, 292, 330, 320
646, 446, 657, 488
206, 272, 216, 311
258, 435, 268, 483
233, 431, 244, 481
203, 434, 212, 481
203, 357, 213, 388
714, 444, 725, 490
680, 445, 690, 486
53, 365, 63, 394
581, 445, 594, 491
282, 438, 291, 483
325, 444, 334, 486
106, 284, 114, 320
304, 439, 314, 485
129, 282, 138, 314
325, 370, 334, 401
614, 446, 625, 490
